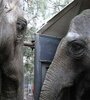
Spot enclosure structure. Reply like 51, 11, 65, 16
34, 0, 90, 100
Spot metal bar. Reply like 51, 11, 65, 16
34, 35, 42, 100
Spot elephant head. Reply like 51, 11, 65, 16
40, 9, 90, 100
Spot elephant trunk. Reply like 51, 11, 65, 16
40, 39, 76, 100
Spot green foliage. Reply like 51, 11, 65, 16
23, 0, 74, 34
23, 46, 34, 73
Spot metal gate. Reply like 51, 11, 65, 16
34, 34, 61, 100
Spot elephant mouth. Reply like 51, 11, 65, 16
80, 89, 90, 100
58, 71, 90, 100
74, 71, 90, 100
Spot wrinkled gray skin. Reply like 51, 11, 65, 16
0, 0, 27, 100
40, 9, 90, 100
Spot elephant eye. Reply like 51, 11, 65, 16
67, 40, 86, 59
70, 42, 84, 52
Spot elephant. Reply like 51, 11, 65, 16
40, 9, 90, 100
0, 0, 27, 100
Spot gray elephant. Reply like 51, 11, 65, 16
40, 9, 90, 100
0, 0, 27, 100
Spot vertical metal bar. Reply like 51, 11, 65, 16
34, 34, 42, 100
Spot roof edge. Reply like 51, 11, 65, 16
37, 0, 79, 34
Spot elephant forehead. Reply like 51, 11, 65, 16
66, 32, 80, 40
67, 10, 90, 38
